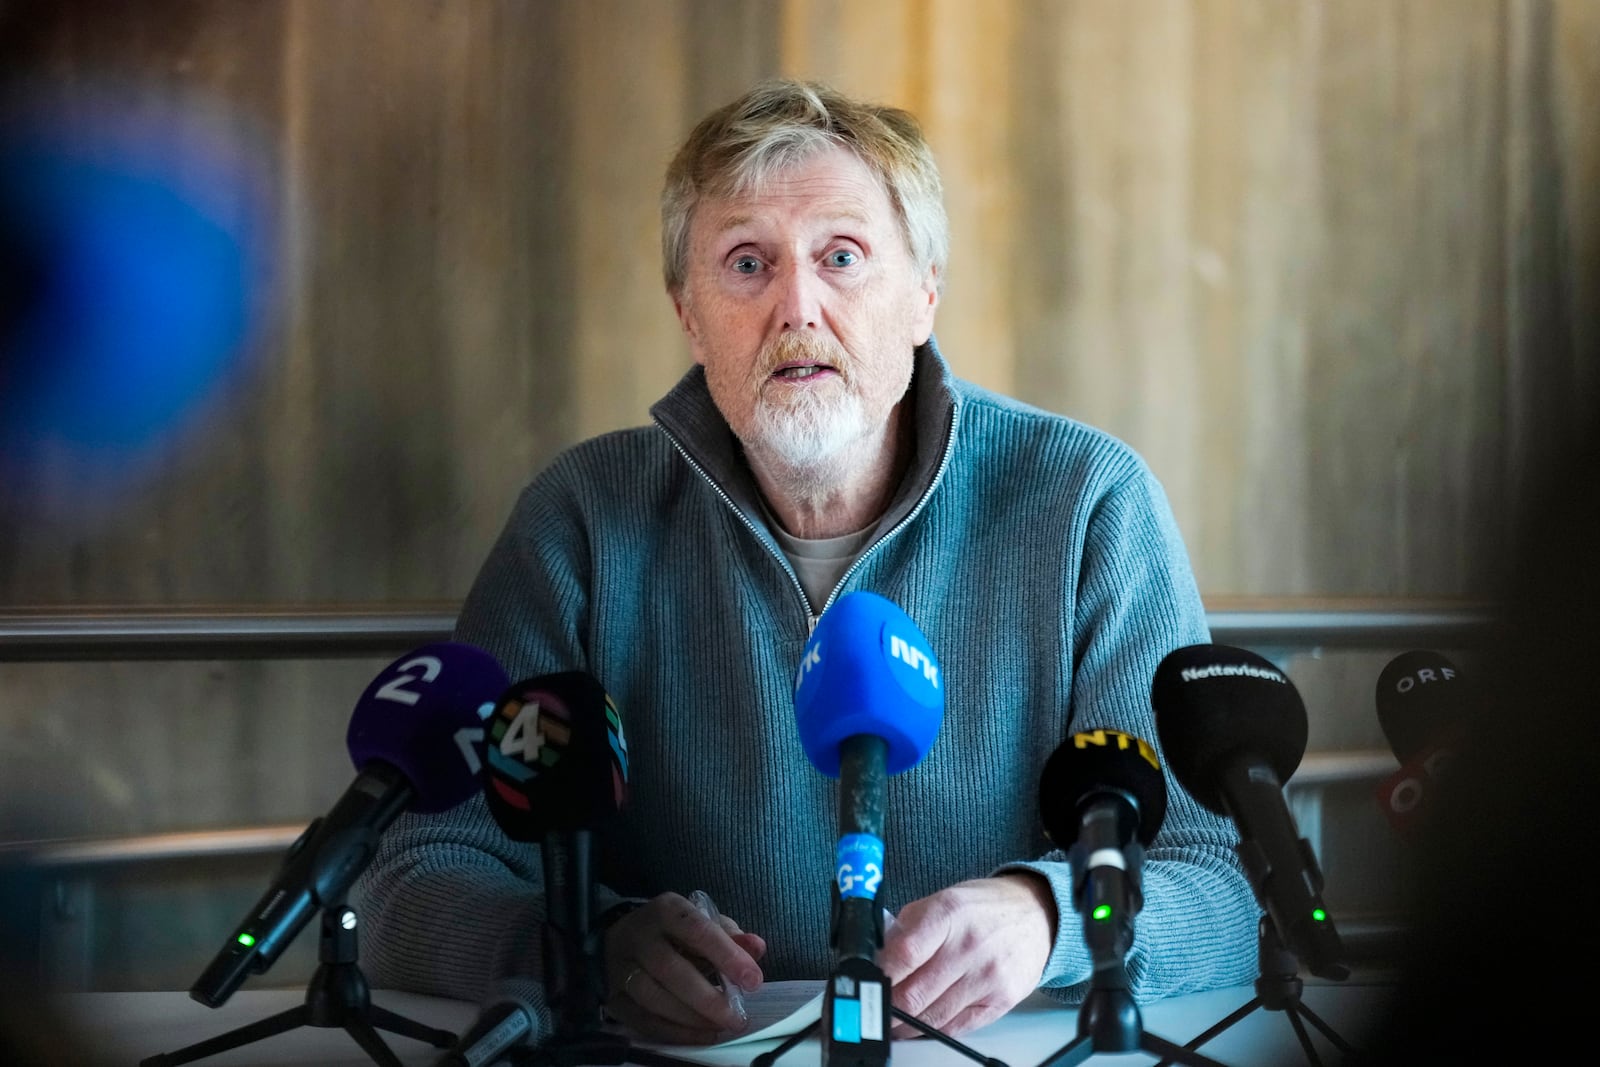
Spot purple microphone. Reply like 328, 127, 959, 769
190, 641, 506, 1007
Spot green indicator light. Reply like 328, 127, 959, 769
1312, 909, 1327, 922
1092, 904, 1113, 921
237, 932, 256, 948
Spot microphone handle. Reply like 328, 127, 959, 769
433, 1001, 534, 1067
1218, 752, 1349, 980
1072, 794, 1140, 973
834, 734, 888, 963
190, 762, 414, 1007
542, 829, 603, 1036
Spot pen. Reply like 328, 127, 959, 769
689, 889, 748, 1023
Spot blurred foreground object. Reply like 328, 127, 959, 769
1, 83, 276, 505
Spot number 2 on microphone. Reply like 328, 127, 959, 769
838, 862, 882, 898
373, 656, 444, 707
835, 833, 885, 900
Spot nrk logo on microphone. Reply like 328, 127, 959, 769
793, 608, 941, 709
792, 591, 945, 779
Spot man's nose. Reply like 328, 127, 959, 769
775, 260, 821, 331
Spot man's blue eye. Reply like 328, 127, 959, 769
733, 256, 761, 274
828, 250, 858, 267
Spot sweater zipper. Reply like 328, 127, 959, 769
652, 424, 816, 628
818, 395, 964, 618
654, 393, 963, 635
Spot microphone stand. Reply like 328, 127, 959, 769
749, 888, 1008, 1067
752, 735, 1005, 1067
140, 897, 456, 1067
1034, 981, 1233, 1067
500, 831, 704, 1067
750, 1002, 1008, 1067
1152, 916, 1359, 1067
1033, 837, 1230, 1067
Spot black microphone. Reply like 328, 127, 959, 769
441, 670, 629, 1066
433, 992, 539, 1067
190, 642, 507, 1008
1038, 728, 1168, 983
792, 592, 944, 1067
1152, 644, 1350, 982
1373, 651, 1468, 840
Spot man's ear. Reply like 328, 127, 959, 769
910, 265, 940, 346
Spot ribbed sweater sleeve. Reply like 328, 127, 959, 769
995, 461, 1258, 1002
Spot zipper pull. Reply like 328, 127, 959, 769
808, 614, 820, 635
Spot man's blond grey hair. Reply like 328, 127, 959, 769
661, 79, 948, 297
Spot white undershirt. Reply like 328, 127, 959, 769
762, 504, 876, 613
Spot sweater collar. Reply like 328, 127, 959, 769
650, 336, 962, 547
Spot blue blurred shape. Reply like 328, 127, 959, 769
1, 97, 270, 461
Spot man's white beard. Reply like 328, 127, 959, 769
744, 385, 868, 483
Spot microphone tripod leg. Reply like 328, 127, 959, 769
1038, 985, 1233, 1067
1284, 1008, 1325, 1067
340, 1016, 405, 1067
890, 1006, 1009, 1067
1153, 992, 1360, 1067
748, 1017, 820, 1067
1139, 1031, 1234, 1067
139, 1004, 308, 1066
507, 1029, 716, 1067
1151, 996, 1263, 1067
1290, 1000, 1360, 1057
1037, 1026, 1234, 1067
365, 1002, 456, 1047
1033, 1033, 1096, 1067
142, 901, 452, 1067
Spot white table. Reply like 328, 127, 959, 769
53, 977, 1393, 1067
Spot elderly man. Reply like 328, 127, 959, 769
358, 79, 1258, 1045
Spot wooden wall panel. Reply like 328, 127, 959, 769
1, 1, 1596, 854
919, 0, 1019, 398
1305, 1, 1507, 596
1185, 0, 1323, 595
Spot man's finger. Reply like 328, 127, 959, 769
620, 965, 714, 1030
730, 930, 767, 964
636, 941, 749, 1032
662, 904, 764, 993
878, 897, 952, 982
890, 961, 963, 1034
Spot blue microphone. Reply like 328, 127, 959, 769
190, 642, 507, 1008
792, 591, 942, 1065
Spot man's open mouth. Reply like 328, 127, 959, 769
772, 363, 834, 380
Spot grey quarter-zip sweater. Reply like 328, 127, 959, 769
355, 337, 1259, 1027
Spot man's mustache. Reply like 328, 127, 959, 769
758, 333, 852, 380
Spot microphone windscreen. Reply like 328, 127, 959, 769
1375, 650, 1465, 762
345, 641, 508, 813
792, 591, 943, 777
1151, 644, 1307, 814
483, 671, 630, 839
1039, 729, 1168, 848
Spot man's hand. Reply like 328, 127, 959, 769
602, 891, 767, 1045
878, 874, 1057, 1038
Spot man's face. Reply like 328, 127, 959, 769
672, 145, 939, 469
